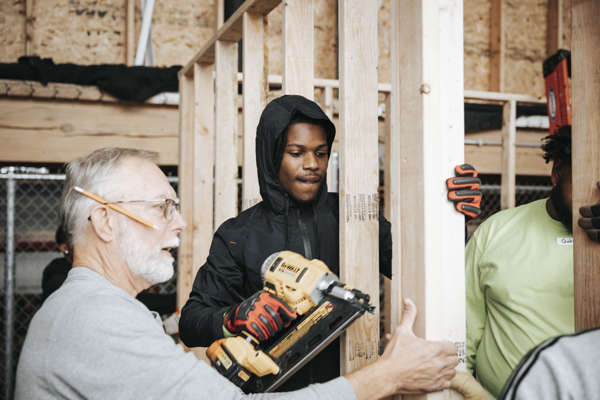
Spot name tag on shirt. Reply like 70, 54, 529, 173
556, 237, 573, 246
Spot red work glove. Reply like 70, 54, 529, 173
224, 290, 297, 341
577, 181, 600, 243
446, 164, 482, 220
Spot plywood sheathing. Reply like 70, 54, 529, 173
149, 1, 215, 66
0, 0, 572, 95
27, 0, 127, 64
0, 0, 27, 62
0, 0, 215, 67
464, 0, 492, 91
503, 0, 547, 97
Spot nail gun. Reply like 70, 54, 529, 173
206, 250, 375, 393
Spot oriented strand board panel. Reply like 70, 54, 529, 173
150, 1, 215, 67
503, 0, 548, 97
464, 0, 491, 91
572, 0, 600, 332
489, 0, 505, 91
0, 0, 26, 62
265, 4, 283, 76
2, 0, 214, 66
314, 0, 338, 79
463, 0, 563, 96
27, 0, 128, 64
0, 98, 178, 164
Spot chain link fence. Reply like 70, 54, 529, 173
466, 174, 552, 237
0, 168, 178, 399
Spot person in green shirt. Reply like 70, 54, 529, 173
465, 126, 573, 397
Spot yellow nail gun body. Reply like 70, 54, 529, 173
207, 251, 374, 393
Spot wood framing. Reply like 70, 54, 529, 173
394, 2, 465, 398
181, 0, 280, 74
177, 72, 195, 309
382, 91, 399, 336
489, 0, 505, 92
338, 0, 379, 374
242, 11, 265, 210
215, 0, 225, 30
324, 86, 336, 190
572, 0, 600, 332
214, 40, 239, 228
192, 62, 215, 274
465, 143, 550, 176
500, 100, 517, 209
283, 0, 314, 99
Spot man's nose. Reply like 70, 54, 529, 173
170, 209, 186, 232
303, 153, 318, 169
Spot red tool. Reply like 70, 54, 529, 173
543, 50, 571, 135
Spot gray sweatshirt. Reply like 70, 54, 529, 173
499, 328, 600, 399
15, 267, 356, 400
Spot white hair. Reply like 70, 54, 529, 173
61, 147, 158, 246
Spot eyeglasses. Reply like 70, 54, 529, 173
73, 186, 180, 230
112, 198, 180, 221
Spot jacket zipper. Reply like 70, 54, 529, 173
296, 208, 312, 259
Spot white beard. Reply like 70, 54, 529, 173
118, 220, 177, 285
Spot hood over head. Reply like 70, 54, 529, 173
255, 95, 336, 214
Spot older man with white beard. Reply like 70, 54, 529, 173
15, 147, 459, 400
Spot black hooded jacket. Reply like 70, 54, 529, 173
179, 95, 392, 390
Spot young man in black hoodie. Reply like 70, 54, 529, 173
179, 94, 392, 390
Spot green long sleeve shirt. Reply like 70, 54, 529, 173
465, 199, 574, 397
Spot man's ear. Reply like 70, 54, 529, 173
88, 205, 116, 242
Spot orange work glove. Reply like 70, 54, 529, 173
224, 290, 297, 341
446, 164, 482, 220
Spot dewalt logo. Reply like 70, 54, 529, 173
278, 262, 301, 274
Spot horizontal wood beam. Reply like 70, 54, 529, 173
465, 143, 551, 176
0, 98, 178, 164
464, 90, 545, 103
181, 0, 280, 75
